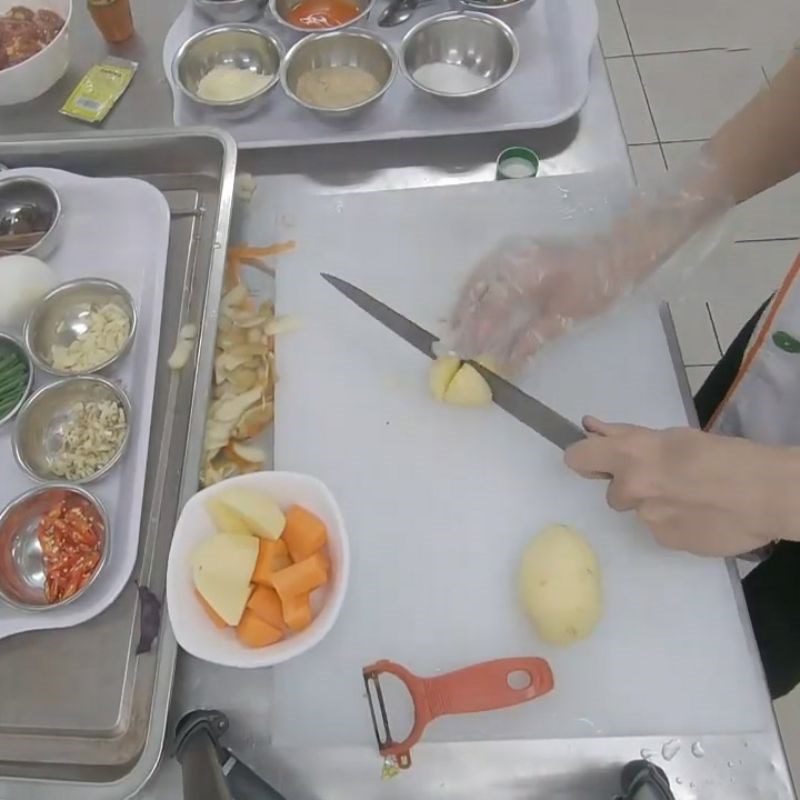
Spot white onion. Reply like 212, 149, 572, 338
0, 254, 58, 329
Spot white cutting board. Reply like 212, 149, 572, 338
259, 175, 767, 747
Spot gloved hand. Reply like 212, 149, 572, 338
449, 146, 733, 369
449, 234, 629, 369
565, 417, 798, 557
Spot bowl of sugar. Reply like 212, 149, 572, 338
400, 12, 518, 100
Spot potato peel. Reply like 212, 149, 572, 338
200, 242, 296, 486
168, 338, 194, 371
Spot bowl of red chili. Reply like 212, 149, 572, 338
0, 483, 108, 610
270, 0, 372, 34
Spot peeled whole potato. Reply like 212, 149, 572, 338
519, 524, 603, 646
428, 356, 493, 407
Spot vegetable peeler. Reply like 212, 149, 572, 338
363, 657, 554, 768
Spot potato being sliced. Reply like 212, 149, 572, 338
216, 488, 286, 540
443, 363, 492, 406
429, 356, 461, 401
428, 356, 494, 406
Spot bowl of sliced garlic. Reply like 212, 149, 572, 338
24, 277, 136, 377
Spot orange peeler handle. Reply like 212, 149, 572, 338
365, 657, 554, 767
419, 657, 554, 719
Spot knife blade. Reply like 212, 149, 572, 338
321, 273, 586, 450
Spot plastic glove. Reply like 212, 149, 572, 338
449, 147, 734, 369
449, 234, 626, 369
565, 417, 798, 557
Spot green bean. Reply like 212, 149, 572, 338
0, 370, 26, 396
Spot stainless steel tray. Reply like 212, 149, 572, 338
162, 0, 598, 149
0, 128, 236, 799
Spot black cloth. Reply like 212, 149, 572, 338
694, 299, 800, 699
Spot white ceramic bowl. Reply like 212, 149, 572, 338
166, 471, 350, 669
0, 0, 72, 106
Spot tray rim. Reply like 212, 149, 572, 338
0, 126, 238, 800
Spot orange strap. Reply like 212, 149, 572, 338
706, 249, 800, 430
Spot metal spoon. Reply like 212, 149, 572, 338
378, 0, 434, 27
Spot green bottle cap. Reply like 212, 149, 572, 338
496, 147, 539, 180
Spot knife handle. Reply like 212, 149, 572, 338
582, 427, 613, 480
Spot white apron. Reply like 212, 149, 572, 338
708, 252, 800, 443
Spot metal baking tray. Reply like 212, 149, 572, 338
0, 128, 236, 799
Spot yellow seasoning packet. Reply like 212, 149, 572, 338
60, 56, 138, 124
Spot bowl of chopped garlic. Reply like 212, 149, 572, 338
24, 277, 136, 377
13, 375, 131, 484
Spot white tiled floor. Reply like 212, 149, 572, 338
638, 49, 765, 141
605, 58, 657, 143
627, 143, 666, 186
598, 0, 800, 786
622, 0, 756, 52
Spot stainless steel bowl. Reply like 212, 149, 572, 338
0, 333, 34, 429
172, 25, 283, 117
194, 0, 268, 23
270, 0, 373, 34
24, 278, 137, 377
457, 0, 536, 27
401, 12, 519, 98
281, 29, 396, 115
0, 484, 108, 611
13, 376, 132, 485
0, 176, 62, 259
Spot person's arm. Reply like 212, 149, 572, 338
613, 49, 800, 269
564, 418, 800, 557
449, 50, 800, 367
447, 52, 800, 557
565, 52, 800, 557
710, 49, 800, 204
616, 48, 800, 274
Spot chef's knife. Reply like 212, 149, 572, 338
321, 273, 587, 450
